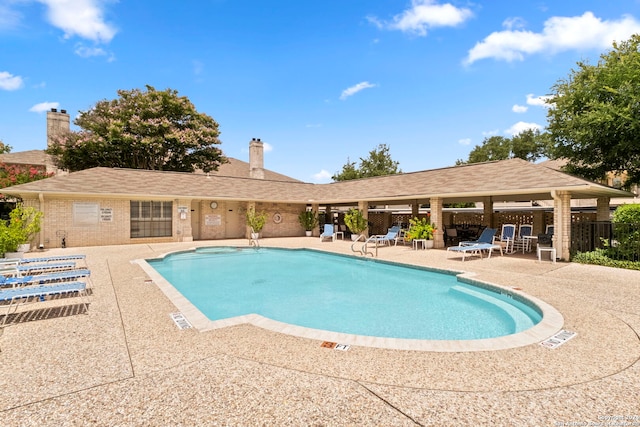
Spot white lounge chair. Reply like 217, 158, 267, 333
447, 242, 503, 261
320, 224, 335, 242
372, 226, 401, 246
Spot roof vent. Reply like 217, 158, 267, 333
51, 108, 57, 112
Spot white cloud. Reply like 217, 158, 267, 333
0, 3, 22, 29
37, 0, 117, 43
263, 142, 273, 152
502, 17, 526, 31
512, 104, 528, 113
458, 138, 471, 145
0, 71, 24, 90
340, 81, 377, 100
369, 0, 473, 36
74, 44, 107, 58
526, 93, 552, 108
505, 121, 543, 136
312, 169, 332, 183
29, 101, 60, 113
465, 12, 640, 64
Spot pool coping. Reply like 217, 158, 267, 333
134, 247, 565, 352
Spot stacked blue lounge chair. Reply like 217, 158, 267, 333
0, 254, 91, 329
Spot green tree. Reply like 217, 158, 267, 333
46, 85, 227, 173
0, 141, 12, 154
462, 136, 511, 164
457, 130, 552, 165
332, 144, 401, 181
547, 34, 640, 187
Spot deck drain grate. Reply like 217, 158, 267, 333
170, 312, 192, 330
540, 329, 576, 349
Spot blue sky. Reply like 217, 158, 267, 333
2, 1, 640, 183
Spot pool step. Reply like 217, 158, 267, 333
450, 285, 535, 332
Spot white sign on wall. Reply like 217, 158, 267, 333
205, 214, 222, 226
73, 202, 99, 227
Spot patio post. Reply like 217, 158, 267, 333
358, 200, 369, 238
596, 197, 611, 221
312, 203, 320, 237
552, 190, 572, 261
429, 197, 444, 249
482, 196, 493, 228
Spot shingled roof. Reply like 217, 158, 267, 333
0, 149, 301, 183
4, 158, 632, 205
0, 150, 53, 166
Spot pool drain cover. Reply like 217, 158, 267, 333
170, 312, 192, 330
540, 330, 576, 349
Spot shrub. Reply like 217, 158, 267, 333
344, 208, 368, 234
245, 206, 267, 232
0, 205, 43, 255
611, 204, 640, 261
405, 216, 436, 241
572, 249, 640, 271
297, 210, 318, 231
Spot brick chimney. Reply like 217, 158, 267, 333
46, 108, 70, 148
249, 138, 265, 179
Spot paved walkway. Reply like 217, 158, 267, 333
1, 238, 639, 426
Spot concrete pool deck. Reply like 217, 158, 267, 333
1, 238, 639, 425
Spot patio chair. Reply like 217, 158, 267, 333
514, 224, 533, 253
493, 224, 516, 254
444, 228, 459, 246
320, 224, 335, 242
537, 233, 556, 262
546, 224, 554, 235
460, 227, 496, 246
0, 281, 89, 326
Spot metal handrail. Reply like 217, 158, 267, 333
350, 234, 366, 255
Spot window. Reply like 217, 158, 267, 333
130, 201, 173, 238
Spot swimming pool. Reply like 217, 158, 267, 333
141, 246, 560, 351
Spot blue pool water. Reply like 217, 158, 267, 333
148, 247, 542, 340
